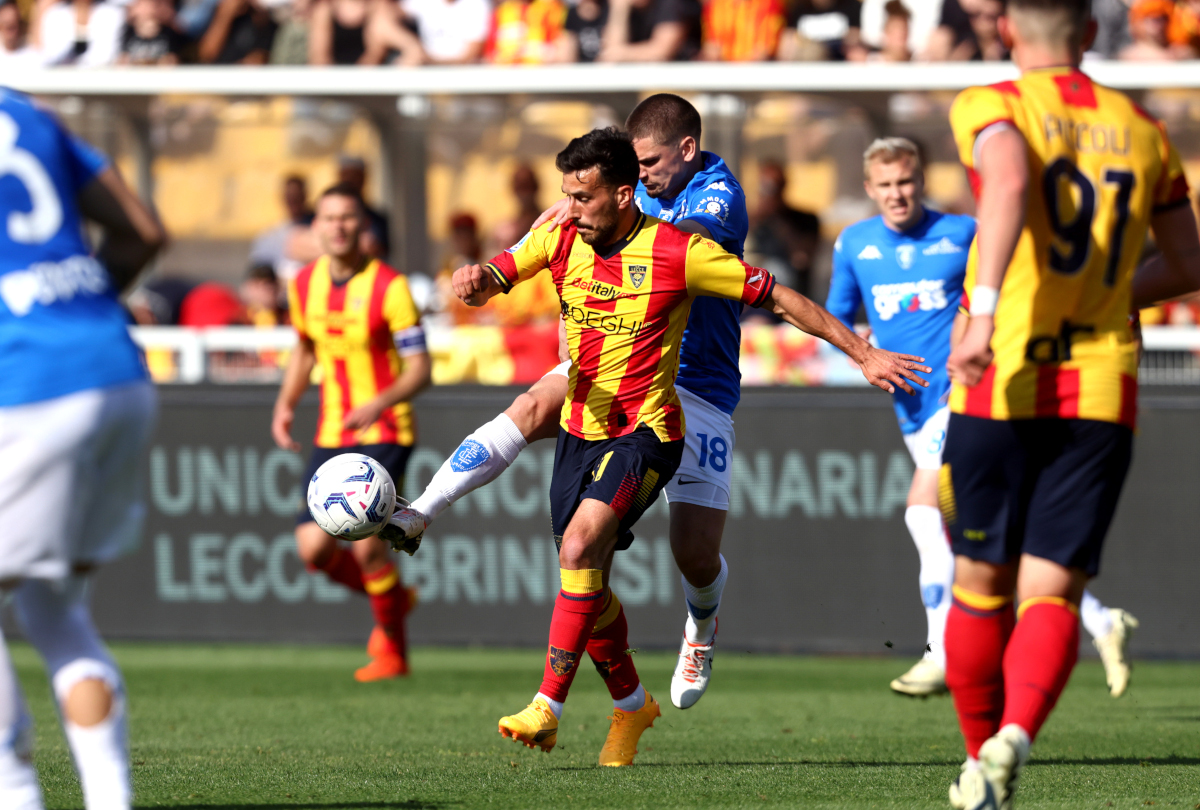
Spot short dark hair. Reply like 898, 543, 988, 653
626, 94, 702, 146
555, 127, 639, 190
246, 263, 277, 283
316, 182, 365, 212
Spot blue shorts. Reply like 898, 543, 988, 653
296, 443, 413, 526
549, 426, 682, 552
940, 414, 1132, 577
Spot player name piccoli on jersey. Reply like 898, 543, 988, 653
486, 213, 773, 443
949, 67, 1190, 428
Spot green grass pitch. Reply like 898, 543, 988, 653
11, 643, 1199, 809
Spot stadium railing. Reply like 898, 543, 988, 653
130, 325, 1200, 386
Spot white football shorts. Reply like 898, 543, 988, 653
664, 385, 735, 511
903, 405, 951, 471
0, 381, 157, 581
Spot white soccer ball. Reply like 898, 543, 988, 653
306, 453, 396, 540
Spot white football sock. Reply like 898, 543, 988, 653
15, 579, 130, 810
0, 624, 43, 810
1079, 589, 1113, 640
534, 692, 564, 719
905, 505, 954, 671
613, 683, 645, 713
682, 554, 728, 644
411, 414, 528, 521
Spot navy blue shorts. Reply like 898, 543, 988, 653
940, 414, 1132, 576
549, 426, 683, 552
296, 443, 413, 526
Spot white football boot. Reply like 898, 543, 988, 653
949, 761, 992, 810
1093, 608, 1139, 698
972, 724, 1030, 810
379, 499, 429, 555
671, 619, 716, 709
890, 657, 949, 697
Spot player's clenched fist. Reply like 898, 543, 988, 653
452, 264, 496, 307
858, 348, 931, 396
946, 316, 994, 387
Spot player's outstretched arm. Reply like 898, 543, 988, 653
272, 337, 316, 452
452, 263, 503, 307
1133, 205, 1200, 308
77, 167, 167, 292
343, 351, 433, 437
947, 126, 1028, 387
767, 283, 931, 395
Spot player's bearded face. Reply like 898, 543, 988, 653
632, 136, 693, 199
562, 168, 624, 247
865, 156, 925, 231
314, 195, 364, 259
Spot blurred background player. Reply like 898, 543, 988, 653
450, 126, 928, 767
0, 88, 166, 810
941, 0, 1200, 805
271, 183, 431, 682
827, 136, 1137, 699
390, 94, 758, 714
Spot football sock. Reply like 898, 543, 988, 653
681, 554, 727, 645
905, 505, 954, 670
1078, 589, 1113, 640
363, 563, 409, 659
539, 569, 605, 703
1000, 598, 1080, 741
311, 546, 366, 593
534, 693, 564, 719
587, 591, 640, 703
945, 585, 1014, 759
0, 626, 43, 810
613, 683, 646, 713
14, 579, 129, 810
411, 414, 528, 520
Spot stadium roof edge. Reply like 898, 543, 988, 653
5, 61, 1194, 98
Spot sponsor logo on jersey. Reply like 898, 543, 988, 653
561, 301, 645, 337
450, 439, 491, 472
693, 194, 730, 223
896, 244, 916, 270
705, 180, 731, 192
505, 232, 531, 254
858, 245, 883, 260
922, 237, 965, 256
628, 265, 647, 289
548, 646, 579, 676
871, 278, 949, 321
569, 277, 637, 301
0, 255, 109, 317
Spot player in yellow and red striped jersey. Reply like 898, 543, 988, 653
451, 127, 930, 763
938, 0, 1200, 805
272, 184, 432, 682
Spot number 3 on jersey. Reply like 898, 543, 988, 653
696, 432, 727, 472
1043, 157, 1134, 287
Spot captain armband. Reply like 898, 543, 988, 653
394, 325, 427, 356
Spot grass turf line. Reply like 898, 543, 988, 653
11, 643, 1198, 809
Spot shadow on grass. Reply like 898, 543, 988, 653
134, 803, 457, 809
548, 755, 1200, 771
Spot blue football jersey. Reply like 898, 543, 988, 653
635, 151, 749, 415
0, 90, 145, 406
826, 210, 975, 434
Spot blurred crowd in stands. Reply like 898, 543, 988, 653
4, 0, 1198, 67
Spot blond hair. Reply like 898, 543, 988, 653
863, 137, 922, 178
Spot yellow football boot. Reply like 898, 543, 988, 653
598, 690, 661, 766
498, 698, 558, 752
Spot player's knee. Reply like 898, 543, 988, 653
54, 660, 121, 727
673, 545, 720, 587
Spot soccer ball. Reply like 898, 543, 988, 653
306, 453, 396, 540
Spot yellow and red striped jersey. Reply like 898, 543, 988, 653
703, 0, 786, 62
289, 257, 424, 448
949, 67, 1190, 428
486, 0, 566, 64
487, 214, 775, 442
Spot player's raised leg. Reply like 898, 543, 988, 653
1079, 589, 1139, 697
391, 367, 566, 542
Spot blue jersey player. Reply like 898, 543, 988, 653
827, 137, 1133, 699
0, 89, 164, 810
